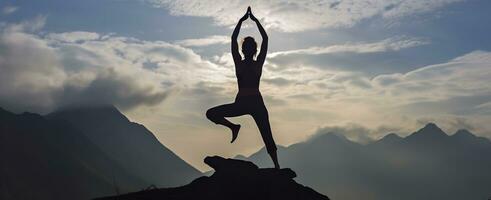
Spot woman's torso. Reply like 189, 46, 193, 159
235, 60, 262, 97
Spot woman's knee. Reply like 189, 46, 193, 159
206, 108, 216, 121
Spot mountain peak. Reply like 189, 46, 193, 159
450, 129, 491, 145
382, 133, 402, 139
421, 123, 445, 134
422, 122, 439, 130
379, 133, 403, 142
369, 133, 403, 146
47, 104, 128, 123
453, 129, 476, 138
406, 123, 448, 141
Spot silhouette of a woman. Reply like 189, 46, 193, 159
206, 7, 280, 169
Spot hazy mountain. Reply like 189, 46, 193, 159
242, 123, 491, 200
0, 107, 143, 200
372, 133, 403, 146
47, 105, 201, 187
3, 104, 490, 200
1, 105, 201, 200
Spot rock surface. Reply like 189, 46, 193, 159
96, 156, 330, 200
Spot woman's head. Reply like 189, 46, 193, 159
241, 36, 257, 58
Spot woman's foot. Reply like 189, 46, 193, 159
274, 162, 280, 169
230, 124, 241, 143
269, 151, 280, 169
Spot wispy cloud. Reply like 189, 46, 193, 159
2, 6, 18, 15
175, 35, 229, 47
371, 50, 491, 103
4, 15, 46, 32
147, 0, 462, 32
47, 31, 101, 43
265, 36, 429, 72
270, 36, 429, 57
267, 50, 491, 106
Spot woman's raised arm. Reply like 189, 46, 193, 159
232, 11, 248, 65
249, 7, 268, 65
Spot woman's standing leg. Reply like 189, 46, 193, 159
206, 103, 246, 143
251, 104, 280, 169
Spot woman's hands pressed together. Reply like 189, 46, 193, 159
248, 7, 258, 22
240, 11, 248, 22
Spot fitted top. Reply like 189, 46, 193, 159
235, 60, 262, 96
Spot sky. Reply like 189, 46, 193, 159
1, 0, 491, 171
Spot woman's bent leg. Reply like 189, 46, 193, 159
206, 103, 246, 143
206, 103, 237, 127
252, 106, 280, 169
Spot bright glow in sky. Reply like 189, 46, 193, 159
1, 0, 491, 171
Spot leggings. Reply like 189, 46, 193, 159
206, 94, 277, 154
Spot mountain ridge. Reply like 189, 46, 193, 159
1, 105, 201, 200
47, 105, 202, 188
242, 123, 491, 200
1, 106, 142, 200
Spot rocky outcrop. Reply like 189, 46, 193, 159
96, 156, 330, 200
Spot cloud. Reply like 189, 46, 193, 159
147, 0, 462, 32
381, 0, 462, 18
175, 35, 229, 47
0, 21, 65, 113
59, 68, 170, 110
2, 6, 18, 15
476, 101, 491, 110
4, 15, 46, 32
263, 77, 293, 87
270, 36, 429, 57
265, 36, 429, 73
47, 31, 100, 43
371, 50, 491, 104
0, 18, 230, 113
266, 49, 491, 108
293, 50, 491, 111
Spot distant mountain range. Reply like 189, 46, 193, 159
241, 123, 491, 200
2, 105, 491, 200
0, 105, 201, 200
